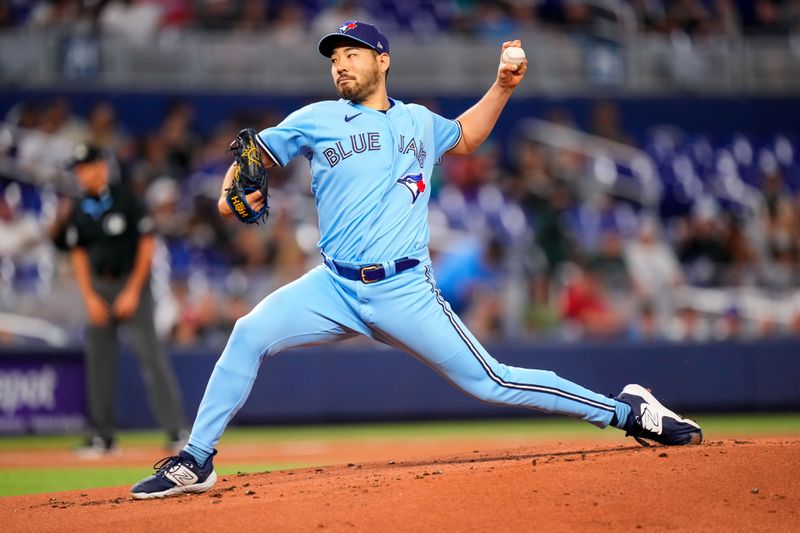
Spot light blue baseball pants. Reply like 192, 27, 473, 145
187, 263, 626, 459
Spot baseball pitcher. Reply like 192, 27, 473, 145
131, 21, 702, 499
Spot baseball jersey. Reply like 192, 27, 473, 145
257, 98, 462, 264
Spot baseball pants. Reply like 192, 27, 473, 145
86, 278, 187, 441
187, 263, 624, 457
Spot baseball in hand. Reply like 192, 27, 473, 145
502, 46, 526, 67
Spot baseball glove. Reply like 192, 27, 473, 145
225, 128, 270, 224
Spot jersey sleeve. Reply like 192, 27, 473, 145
256, 104, 316, 167
430, 110, 463, 161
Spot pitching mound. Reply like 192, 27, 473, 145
2, 438, 798, 532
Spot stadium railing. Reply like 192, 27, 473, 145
0, 29, 798, 94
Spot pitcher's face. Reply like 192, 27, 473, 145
330, 46, 384, 103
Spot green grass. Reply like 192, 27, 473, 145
0, 463, 307, 497
1, 413, 797, 497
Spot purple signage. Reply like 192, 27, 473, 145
0, 359, 86, 434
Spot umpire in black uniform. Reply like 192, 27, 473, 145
55, 142, 187, 455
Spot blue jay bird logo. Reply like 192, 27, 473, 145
339, 21, 358, 33
397, 173, 426, 203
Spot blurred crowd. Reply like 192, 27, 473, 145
1, 93, 799, 348
0, 0, 799, 40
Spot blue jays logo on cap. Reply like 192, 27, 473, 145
339, 21, 358, 33
318, 21, 390, 57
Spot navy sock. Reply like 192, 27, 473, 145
611, 400, 631, 430
183, 443, 212, 467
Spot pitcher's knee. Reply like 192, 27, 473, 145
452, 376, 507, 405
219, 314, 274, 367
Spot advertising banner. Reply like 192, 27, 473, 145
0, 358, 86, 434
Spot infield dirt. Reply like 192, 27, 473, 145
2, 437, 798, 532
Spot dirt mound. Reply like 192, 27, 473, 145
2, 438, 798, 532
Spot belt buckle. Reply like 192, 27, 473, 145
360, 264, 381, 284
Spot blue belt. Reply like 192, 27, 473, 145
324, 256, 420, 284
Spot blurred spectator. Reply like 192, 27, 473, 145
45, 96, 87, 145
194, 0, 240, 31
624, 215, 684, 326
508, 140, 552, 214
86, 101, 117, 150
170, 276, 217, 345
432, 231, 518, 341
271, 3, 307, 47
266, 207, 309, 287
589, 226, 627, 288
0, 185, 47, 261
589, 100, 632, 145
216, 269, 253, 332
631, 0, 668, 32
15, 98, 76, 180
720, 212, 758, 286
128, 133, 178, 199
472, 1, 518, 41
159, 100, 197, 177
311, 0, 370, 36
675, 203, 731, 286
508, 1, 540, 33
558, 262, 627, 341
791, 307, 800, 336
561, 0, 591, 30
147, 0, 191, 29
234, 0, 268, 33
229, 223, 270, 271
434, 236, 505, 315
630, 302, 663, 341
749, 0, 787, 34
4, 100, 41, 132
666, 0, 711, 34
763, 196, 800, 289
146, 177, 187, 240
665, 304, 711, 342
566, 192, 636, 257
27, 0, 84, 29
531, 180, 576, 278
762, 164, 793, 218
711, 306, 748, 340
99, 0, 162, 44
711, 0, 741, 36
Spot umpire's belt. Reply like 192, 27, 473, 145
324, 256, 420, 284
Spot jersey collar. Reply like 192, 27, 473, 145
343, 97, 398, 114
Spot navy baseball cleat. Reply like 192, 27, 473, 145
130, 450, 217, 499
616, 384, 703, 446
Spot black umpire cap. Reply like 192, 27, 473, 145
68, 142, 105, 168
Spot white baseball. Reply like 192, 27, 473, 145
502, 46, 526, 66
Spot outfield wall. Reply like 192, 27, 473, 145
1, 340, 798, 433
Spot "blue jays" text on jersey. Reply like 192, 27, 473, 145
256, 98, 462, 264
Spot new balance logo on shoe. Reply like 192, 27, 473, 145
165, 465, 199, 486
640, 405, 662, 434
